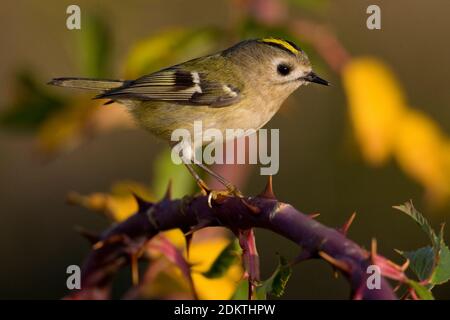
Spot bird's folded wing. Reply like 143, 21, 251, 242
96, 68, 241, 108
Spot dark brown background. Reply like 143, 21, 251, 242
1, 0, 449, 299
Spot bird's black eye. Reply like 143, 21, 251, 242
277, 63, 291, 76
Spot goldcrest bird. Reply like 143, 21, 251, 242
49, 38, 328, 197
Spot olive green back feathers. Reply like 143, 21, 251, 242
48, 38, 312, 108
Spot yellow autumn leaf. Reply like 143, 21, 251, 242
160, 229, 188, 249
394, 110, 450, 204
342, 57, 406, 165
146, 231, 243, 300
344, 57, 450, 206
138, 263, 192, 299
36, 98, 134, 157
124, 28, 188, 78
37, 97, 98, 155
189, 236, 243, 300
67, 180, 153, 221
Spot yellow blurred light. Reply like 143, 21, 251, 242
394, 110, 450, 204
343, 57, 406, 165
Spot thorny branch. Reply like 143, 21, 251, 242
68, 177, 402, 300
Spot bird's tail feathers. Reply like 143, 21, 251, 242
48, 77, 125, 91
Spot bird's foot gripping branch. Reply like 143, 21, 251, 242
68, 177, 450, 300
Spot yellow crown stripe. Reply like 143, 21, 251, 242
260, 38, 299, 55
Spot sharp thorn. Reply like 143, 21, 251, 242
131, 192, 152, 212
309, 213, 321, 219
258, 175, 276, 199
130, 254, 139, 286
439, 222, 446, 240
371, 238, 378, 258
401, 258, 410, 272
241, 198, 261, 214
185, 221, 210, 236
393, 282, 403, 292
184, 233, 193, 258
340, 212, 356, 235
318, 251, 351, 273
103, 99, 115, 105
92, 234, 127, 250
93, 240, 105, 250
164, 180, 172, 200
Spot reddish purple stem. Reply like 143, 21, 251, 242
68, 194, 397, 300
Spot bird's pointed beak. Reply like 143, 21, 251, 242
302, 71, 330, 86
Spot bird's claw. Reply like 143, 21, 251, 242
207, 187, 243, 208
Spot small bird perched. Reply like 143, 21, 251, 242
49, 38, 328, 198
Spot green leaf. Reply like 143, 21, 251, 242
393, 201, 439, 250
407, 280, 434, 300
0, 71, 65, 130
394, 201, 450, 286
396, 246, 434, 281
152, 149, 196, 199
256, 255, 292, 299
124, 27, 219, 78
76, 15, 111, 78
231, 280, 249, 300
202, 240, 242, 279
430, 244, 450, 285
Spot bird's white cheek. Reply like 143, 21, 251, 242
299, 80, 309, 86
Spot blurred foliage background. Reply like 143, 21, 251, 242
1, 0, 450, 299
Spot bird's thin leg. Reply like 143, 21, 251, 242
183, 163, 210, 195
175, 141, 242, 198
195, 163, 243, 197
